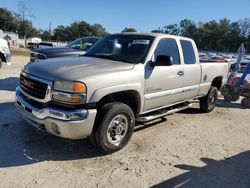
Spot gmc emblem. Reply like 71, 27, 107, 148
23, 79, 34, 89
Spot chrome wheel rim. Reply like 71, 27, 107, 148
107, 114, 129, 146
209, 91, 217, 109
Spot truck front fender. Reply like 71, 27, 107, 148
89, 83, 144, 114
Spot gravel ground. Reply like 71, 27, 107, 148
0, 56, 250, 188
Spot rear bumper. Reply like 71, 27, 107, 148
15, 87, 97, 139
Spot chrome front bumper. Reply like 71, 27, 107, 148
15, 87, 97, 139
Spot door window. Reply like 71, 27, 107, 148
154, 38, 180, 65
181, 40, 196, 64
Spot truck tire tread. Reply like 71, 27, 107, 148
200, 86, 218, 113
92, 102, 135, 154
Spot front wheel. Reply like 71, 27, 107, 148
93, 102, 135, 154
199, 86, 218, 113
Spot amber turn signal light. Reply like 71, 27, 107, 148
73, 82, 86, 93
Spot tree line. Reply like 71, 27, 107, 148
1, 3, 250, 53
151, 19, 250, 53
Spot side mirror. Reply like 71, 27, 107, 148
151, 55, 173, 67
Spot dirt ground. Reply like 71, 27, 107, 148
0, 56, 250, 188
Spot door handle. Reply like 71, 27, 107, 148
177, 71, 184, 76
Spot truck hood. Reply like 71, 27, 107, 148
24, 56, 134, 81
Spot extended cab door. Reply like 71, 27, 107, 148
180, 39, 201, 100
144, 38, 184, 111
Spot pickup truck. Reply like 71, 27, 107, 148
0, 38, 11, 68
30, 37, 101, 62
15, 33, 229, 154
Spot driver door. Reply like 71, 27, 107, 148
144, 38, 184, 111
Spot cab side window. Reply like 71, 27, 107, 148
154, 38, 180, 65
181, 40, 196, 64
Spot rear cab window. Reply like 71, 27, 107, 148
154, 38, 180, 65
180, 40, 196, 64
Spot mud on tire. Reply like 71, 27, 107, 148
200, 86, 218, 113
92, 102, 135, 154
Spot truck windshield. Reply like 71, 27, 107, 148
84, 35, 154, 64
67, 37, 99, 51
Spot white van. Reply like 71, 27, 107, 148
0, 38, 11, 68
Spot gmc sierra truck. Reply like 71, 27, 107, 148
16, 33, 229, 154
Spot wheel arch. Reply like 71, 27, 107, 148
89, 83, 144, 114
211, 76, 223, 90
95, 90, 141, 116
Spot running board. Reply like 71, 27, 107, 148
136, 102, 192, 123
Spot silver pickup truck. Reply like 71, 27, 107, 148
16, 33, 229, 153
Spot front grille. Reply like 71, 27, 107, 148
20, 74, 48, 99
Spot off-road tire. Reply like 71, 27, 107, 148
92, 102, 135, 154
200, 86, 218, 113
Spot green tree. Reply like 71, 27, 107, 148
0, 8, 18, 32
40, 30, 51, 41
17, 20, 39, 38
180, 19, 198, 40
53, 25, 67, 41
198, 19, 243, 52
163, 24, 180, 35
122, 27, 137, 32
91, 24, 108, 36
245, 35, 250, 53
151, 27, 164, 33
53, 21, 108, 42
239, 18, 250, 37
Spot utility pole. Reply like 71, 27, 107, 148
23, 11, 27, 47
49, 22, 51, 41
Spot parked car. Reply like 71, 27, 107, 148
27, 42, 38, 50
16, 33, 229, 153
30, 37, 101, 62
0, 38, 11, 68
36, 42, 57, 49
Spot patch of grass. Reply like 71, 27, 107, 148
10, 49, 30, 57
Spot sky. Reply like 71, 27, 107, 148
0, 0, 250, 33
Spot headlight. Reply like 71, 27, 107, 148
52, 81, 87, 104
53, 81, 86, 93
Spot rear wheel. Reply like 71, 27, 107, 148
200, 86, 218, 113
92, 102, 135, 154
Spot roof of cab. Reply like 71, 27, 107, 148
111, 32, 192, 41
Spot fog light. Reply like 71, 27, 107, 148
52, 93, 85, 104
66, 112, 87, 120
